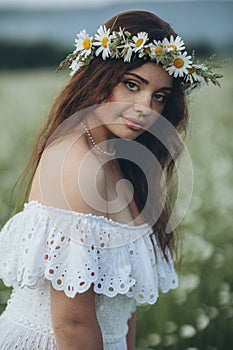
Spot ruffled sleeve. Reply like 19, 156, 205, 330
0, 201, 178, 304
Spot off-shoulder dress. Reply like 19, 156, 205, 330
0, 200, 178, 350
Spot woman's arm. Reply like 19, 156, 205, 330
50, 285, 103, 350
126, 311, 136, 350
30, 136, 107, 349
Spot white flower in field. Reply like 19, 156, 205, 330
173, 273, 200, 305
164, 321, 178, 334
179, 324, 196, 338
132, 31, 148, 52
180, 274, 200, 292
164, 334, 179, 346
219, 282, 231, 305
74, 30, 93, 58
147, 333, 161, 346
225, 307, 233, 319
163, 35, 185, 51
196, 313, 210, 331
208, 306, 219, 320
184, 234, 214, 262
167, 51, 192, 78
93, 25, 112, 59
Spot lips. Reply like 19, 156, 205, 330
122, 116, 144, 131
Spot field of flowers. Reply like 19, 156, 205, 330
0, 64, 232, 349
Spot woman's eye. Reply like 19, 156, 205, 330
153, 94, 167, 103
124, 81, 139, 91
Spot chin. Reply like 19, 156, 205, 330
121, 131, 144, 141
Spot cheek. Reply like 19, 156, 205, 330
145, 108, 162, 128
151, 101, 165, 115
108, 91, 124, 103
148, 114, 160, 127
109, 85, 131, 104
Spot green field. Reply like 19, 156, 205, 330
0, 64, 232, 349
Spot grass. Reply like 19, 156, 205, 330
0, 64, 232, 349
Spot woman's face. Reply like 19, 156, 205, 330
88, 62, 173, 140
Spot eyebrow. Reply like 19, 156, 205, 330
124, 72, 173, 91
125, 72, 149, 84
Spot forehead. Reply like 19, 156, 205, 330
125, 62, 173, 89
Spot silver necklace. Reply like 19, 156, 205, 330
81, 121, 116, 157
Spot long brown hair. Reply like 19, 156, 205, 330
16, 10, 189, 260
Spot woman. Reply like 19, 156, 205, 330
0, 10, 221, 350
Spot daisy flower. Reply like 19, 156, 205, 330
138, 44, 150, 58
69, 58, 84, 76
186, 64, 208, 84
144, 43, 157, 59
93, 25, 112, 59
121, 43, 134, 62
163, 35, 185, 52
167, 52, 193, 78
58, 24, 222, 94
74, 30, 93, 58
153, 39, 164, 55
132, 32, 148, 52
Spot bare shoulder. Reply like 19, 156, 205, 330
29, 130, 107, 216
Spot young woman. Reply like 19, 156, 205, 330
0, 10, 221, 350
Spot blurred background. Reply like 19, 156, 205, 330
0, 0, 233, 349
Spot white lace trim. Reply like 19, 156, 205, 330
0, 201, 178, 304
0, 312, 57, 350
0, 312, 127, 350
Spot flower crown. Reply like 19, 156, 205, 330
57, 25, 223, 94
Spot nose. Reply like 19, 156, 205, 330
133, 93, 152, 115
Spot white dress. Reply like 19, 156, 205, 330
0, 201, 178, 350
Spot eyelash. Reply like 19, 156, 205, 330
153, 94, 167, 103
123, 80, 168, 103
124, 80, 139, 91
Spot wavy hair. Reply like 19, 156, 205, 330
15, 10, 189, 260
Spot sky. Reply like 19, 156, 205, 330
0, 0, 230, 9
1, 0, 132, 8
1, 0, 232, 49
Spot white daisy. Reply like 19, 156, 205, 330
69, 58, 84, 76
110, 46, 121, 59
186, 64, 208, 84
132, 32, 148, 52
163, 35, 185, 52
153, 39, 164, 55
146, 43, 157, 59
93, 25, 112, 60
138, 44, 150, 58
167, 52, 192, 78
74, 30, 93, 58
138, 44, 157, 59
121, 43, 133, 62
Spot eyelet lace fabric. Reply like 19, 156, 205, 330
0, 201, 178, 349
